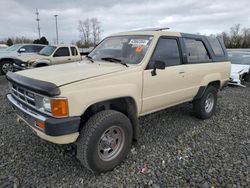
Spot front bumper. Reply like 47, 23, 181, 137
7, 94, 81, 144
13, 63, 29, 71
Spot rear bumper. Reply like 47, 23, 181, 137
7, 94, 81, 144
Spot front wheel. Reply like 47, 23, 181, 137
193, 86, 218, 119
76, 110, 133, 173
0, 61, 14, 75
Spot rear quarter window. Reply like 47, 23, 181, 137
207, 37, 224, 56
184, 38, 210, 63
70, 47, 78, 56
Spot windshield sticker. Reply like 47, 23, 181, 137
135, 45, 144, 53
129, 39, 149, 46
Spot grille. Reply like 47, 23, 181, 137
11, 84, 36, 107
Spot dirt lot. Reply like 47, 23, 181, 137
0, 75, 249, 187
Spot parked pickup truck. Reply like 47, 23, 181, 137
13, 44, 82, 71
6, 29, 230, 173
0, 44, 45, 75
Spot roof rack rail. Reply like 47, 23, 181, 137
133, 27, 170, 31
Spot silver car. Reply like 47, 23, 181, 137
228, 50, 250, 87
0, 44, 45, 75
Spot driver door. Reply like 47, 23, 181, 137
53, 47, 72, 65
142, 37, 188, 114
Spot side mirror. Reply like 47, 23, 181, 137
53, 53, 59, 57
151, 60, 165, 76
18, 48, 26, 53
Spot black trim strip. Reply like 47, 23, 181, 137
193, 86, 206, 100
6, 72, 60, 97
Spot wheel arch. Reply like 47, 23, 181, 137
34, 62, 49, 67
0, 58, 15, 63
79, 96, 139, 141
193, 80, 221, 101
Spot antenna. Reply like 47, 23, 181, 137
36, 8, 41, 39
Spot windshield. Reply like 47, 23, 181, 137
5, 44, 22, 52
39, 46, 57, 56
88, 35, 153, 64
228, 52, 250, 65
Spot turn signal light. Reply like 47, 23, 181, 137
51, 98, 69, 117
35, 120, 45, 130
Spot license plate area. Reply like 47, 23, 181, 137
14, 106, 35, 127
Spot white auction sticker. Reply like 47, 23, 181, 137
129, 39, 149, 46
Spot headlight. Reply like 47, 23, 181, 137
43, 97, 51, 112
42, 97, 69, 118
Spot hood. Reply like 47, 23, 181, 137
231, 64, 250, 74
0, 51, 18, 58
17, 61, 128, 86
16, 54, 46, 62
0, 51, 43, 61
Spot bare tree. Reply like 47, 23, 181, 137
90, 18, 102, 46
242, 28, 250, 48
78, 18, 102, 47
230, 24, 242, 48
78, 18, 91, 47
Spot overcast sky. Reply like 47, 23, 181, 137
0, 0, 250, 44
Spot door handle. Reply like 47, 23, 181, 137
68, 58, 71, 60
179, 71, 185, 74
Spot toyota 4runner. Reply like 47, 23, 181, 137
6, 29, 231, 172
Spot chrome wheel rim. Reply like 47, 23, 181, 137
98, 126, 125, 161
205, 93, 214, 113
2, 63, 13, 73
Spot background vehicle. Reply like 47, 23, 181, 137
13, 44, 82, 71
6, 29, 230, 173
0, 44, 8, 51
0, 44, 45, 75
227, 49, 250, 86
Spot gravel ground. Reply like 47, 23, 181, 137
0, 75, 249, 187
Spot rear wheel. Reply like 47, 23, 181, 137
193, 86, 218, 119
0, 61, 13, 75
76, 110, 133, 173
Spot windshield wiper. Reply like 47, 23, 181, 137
101, 57, 128, 67
86, 55, 94, 63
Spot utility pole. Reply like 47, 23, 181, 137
35, 8, 41, 39
54, 15, 59, 44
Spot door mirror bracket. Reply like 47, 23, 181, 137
151, 60, 165, 76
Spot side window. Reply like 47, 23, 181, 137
54, 47, 70, 57
33, 45, 44, 52
21, 45, 34, 53
70, 47, 78, 56
207, 37, 224, 56
184, 38, 210, 63
150, 38, 181, 68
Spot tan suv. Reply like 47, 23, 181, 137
6, 29, 230, 172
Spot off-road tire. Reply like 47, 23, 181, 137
244, 73, 250, 82
0, 61, 13, 75
76, 110, 133, 173
193, 86, 218, 120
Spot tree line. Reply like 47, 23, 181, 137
217, 24, 250, 48
1, 36, 49, 46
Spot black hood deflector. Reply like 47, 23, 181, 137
6, 72, 60, 97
